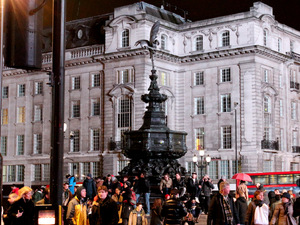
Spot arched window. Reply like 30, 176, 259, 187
161, 34, 167, 50
263, 95, 272, 140
263, 29, 268, 46
195, 35, 203, 51
221, 31, 230, 47
121, 29, 130, 48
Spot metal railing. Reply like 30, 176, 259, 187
290, 81, 300, 90
292, 146, 300, 153
261, 139, 279, 150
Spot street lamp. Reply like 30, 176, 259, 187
192, 149, 211, 178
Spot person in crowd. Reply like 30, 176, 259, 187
274, 189, 281, 195
270, 192, 297, 225
112, 187, 123, 224
103, 174, 114, 196
199, 174, 214, 214
256, 183, 269, 205
135, 172, 151, 215
112, 176, 122, 195
90, 185, 119, 225
3, 193, 18, 225
32, 186, 45, 203
235, 192, 248, 225
10, 184, 19, 195
237, 180, 248, 201
270, 189, 282, 220
207, 181, 240, 225
172, 172, 186, 197
161, 189, 187, 225
268, 191, 277, 208
128, 203, 148, 225
36, 187, 50, 205
9, 186, 35, 225
160, 173, 172, 197
288, 190, 295, 203
245, 190, 269, 225
150, 198, 163, 225
62, 182, 73, 225
186, 172, 201, 202
185, 198, 201, 224
293, 192, 300, 225
83, 173, 97, 200
95, 177, 104, 190
122, 181, 134, 225
66, 186, 89, 225
217, 176, 226, 190
66, 174, 76, 195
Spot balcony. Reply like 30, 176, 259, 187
261, 139, 279, 150
290, 81, 300, 91
109, 139, 123, 151
292, 146, 300, 153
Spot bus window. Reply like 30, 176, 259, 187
255, 175, 268, 185
269, 175, 277, 185
278, 174, 293, 184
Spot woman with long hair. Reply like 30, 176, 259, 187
150, 198, 163, 225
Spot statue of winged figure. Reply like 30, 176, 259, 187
135, 21, 160, 69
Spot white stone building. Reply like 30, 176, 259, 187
1, 1, 300, 190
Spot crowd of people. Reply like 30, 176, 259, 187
1, 172, 300, 225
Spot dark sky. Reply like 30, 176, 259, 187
44, 0, 300, 31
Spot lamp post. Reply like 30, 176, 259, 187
234, 102, 239, 174
192, 149, 211, 178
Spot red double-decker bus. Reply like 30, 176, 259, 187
246, 171, 300, 198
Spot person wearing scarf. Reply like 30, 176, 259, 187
270, 192, 297, 225
66, 186, 89, 225
207, 181, 240, 225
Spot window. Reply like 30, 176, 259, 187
71, 76, 80, 90
90, 129, 100, 151
118, 70, 129, 84
43, 164, 50, 181
158, 72, 168, 86
4, 165, 24, 182
121, 29, 129, 48
208, 161, 218, 179
2, 86, 8, 98
117, 96, 132, 141
18, 84, 25, 97
292, 130, 298, 147
195, 35, 203, 51
220, 160, 229, 178
91, 74, 100, 87
91, 98, 100, 116
280, 128, 284, 151
221, 126, 232, 149
291, 101, 297, 120
17, 106, 25, 123
33, 164, 49, 181
71, 101, 80, 118
17, 135, 24, 155
277, 38, 282, 52
279, 75, 283, 88
2, 108, 8, 125
290, 40, 294, 52
195, 128, 204, 150
34, 164, 42, 181
263, 160, 273, 172
1, 136, 7, 156
117, 160, 130, 173
290, 69, 297, 83
291, 163, 299, 171
33, 134, 42, 154
7, 165, 16, 182
69, 163, 79, 180
82, 162, 90, 178
220, 68, 231, 82
34, 82, 43, 95
194, 72, 204, 86
70, 130, 80, 152
34, 105, 42, 122
221, 31, 230, 47
221, 94, 231, 112
186, 162, 206, 175
161, 34, 167, 50
263, 69, 269, 83
264, 96, 272, 140
263, 29, 268, 46
279, 100, 283, 117
92, 162, 100, 178
194, 97, 204, 115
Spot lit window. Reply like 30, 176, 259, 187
195, 35, 203, 51
90, 129, 100, 151
2, 108, 8, 125
71, 101, 80, 118
17, 135, 24, 155
161, 34, 167, 50
158, 72, 168, 86
220, 68, 231, 82
34, 105, 42, 122
33, 133, 42, 154
194, 72, 204, 86
34, 81, 43, 95
91, 74, 100, 87
221, 31, 230, 47
221, 126, 232, 149
91, 98, 100, 116
221, 94, 231, 112
194, 97, 204, 115
17, 106, 25, 123
2, 86, 8, 98
71, 76, 80, 90
18, 84, 25, 97
122, 29, 129, 48
1, 136, 7, 156
195, 128, 204, 150
70, 130, 80, 152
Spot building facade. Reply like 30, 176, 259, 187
1, 2, 300, 188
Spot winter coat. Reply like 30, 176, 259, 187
8, 197, 35, 225
89, 196, 119, 225
207, 193, 240, 225
245, 200, 268, 225
150, 206, 163, 225
270, 202, 297, 225
159, 178, 172, 192
112, 194, 123, 224
200, 180, 214, 196
172, 178, 185, 190
69, 176, 77, 195
186, 178, 200, 195
83, 178, 97, 200
293, 197, 300, 218
32, 190, 44, 203
235, 196, 248, 224
135, 178, 151, 194
161, 196, 187, 225
128, 208, 148, 225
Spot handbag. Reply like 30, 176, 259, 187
254, 204, 269, 225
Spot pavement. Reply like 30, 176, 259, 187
145, 213, 208, 224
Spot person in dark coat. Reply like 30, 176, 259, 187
83, 173, 97, 200
8, 186, 35, 225
293, 192, 300, 225
135, 172, 151, 215
173, 173, 186, 197
235, 192, 248, 225
207, 181, 240, 225
3, 193, 18, 225
90, 185, 119, 225
150, 198, 163, 225
161, 189, 187, 225
186, 172, 201, 202
35, 188, 50, 205
122, 181, 134, 225
199, 174, 214, 214
103, 174, 114, 196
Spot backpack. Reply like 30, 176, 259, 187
254, 203, 269, 225
130, 189, 137, 205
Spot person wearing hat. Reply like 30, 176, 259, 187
161, 189, 187, 225
270, 192, 297, 225
83, 173, 97, 200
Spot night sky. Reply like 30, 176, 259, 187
44, 0, 300, 31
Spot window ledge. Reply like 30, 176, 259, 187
117, 47, 131, 51
190, 49, 204, 54
218, 148, 234, 152
191, 84, 205, 88
68, 117, 81, 121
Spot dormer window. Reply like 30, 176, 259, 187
263, 29, 268, 46
121, 29, 129, 48
221, 31, 230, 47
194, 35, 203, 51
